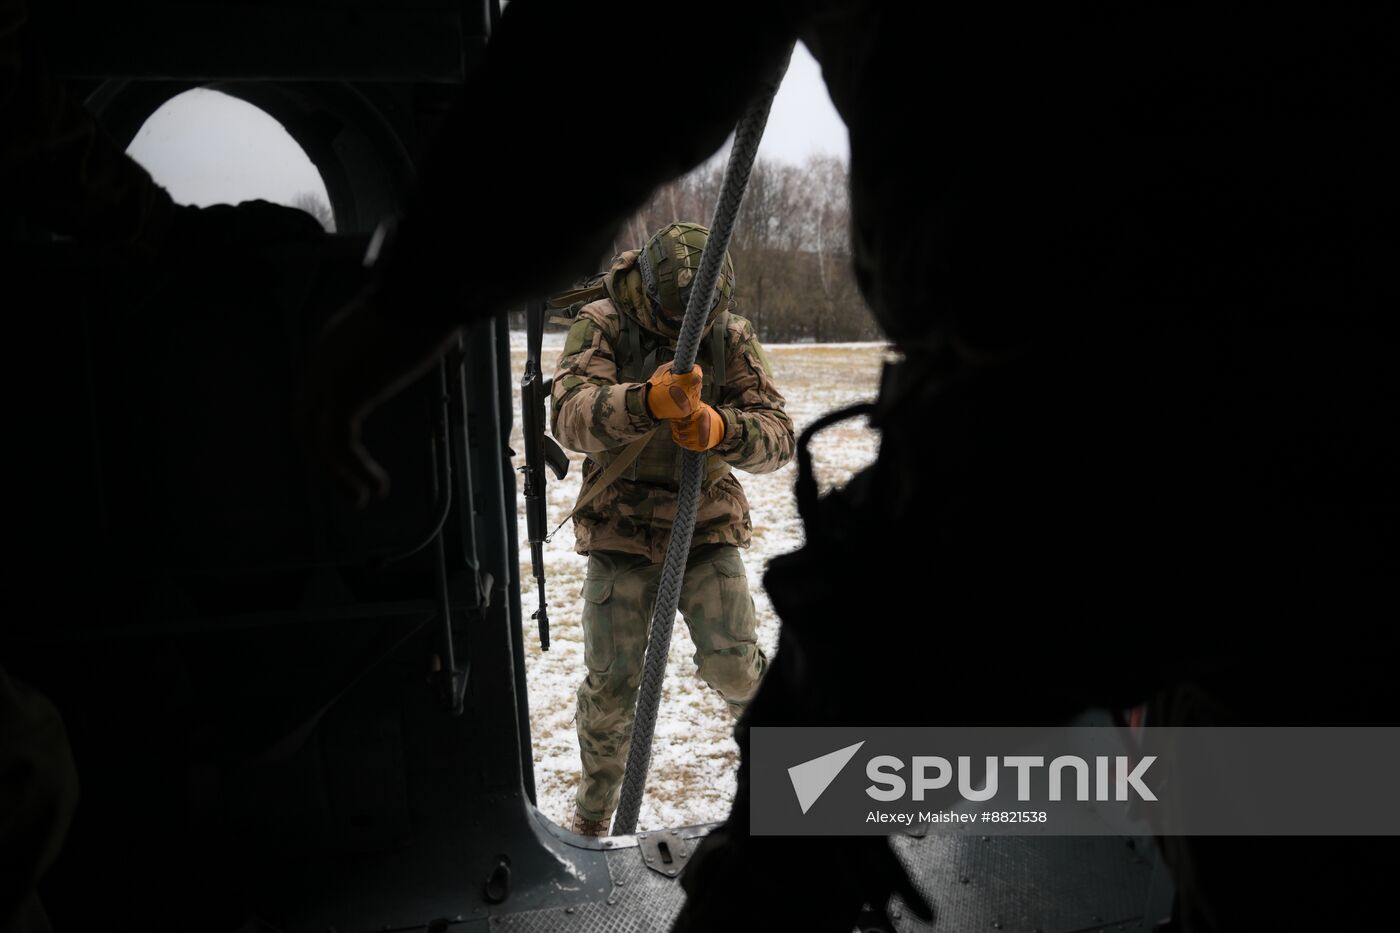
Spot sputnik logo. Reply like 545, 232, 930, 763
788, 741, 865, 814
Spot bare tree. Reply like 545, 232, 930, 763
593, 155, 878, 343
803, 154, 861, 343
291, 192, 335, 233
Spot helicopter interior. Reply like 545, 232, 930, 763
4, 1, 1178, 930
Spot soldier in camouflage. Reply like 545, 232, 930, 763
550, 222, 795, 836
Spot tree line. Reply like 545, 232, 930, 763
505, 155, 878, 343
293, 156, 880, 343
607, 154, 878, 343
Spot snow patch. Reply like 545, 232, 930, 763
548, 848, 587, 890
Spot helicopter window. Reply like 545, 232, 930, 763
125, 87, 336, 232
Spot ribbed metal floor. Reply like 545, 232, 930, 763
887, 832, 1171, 932
486, 829, 699, 932
482, 825, 1172, 932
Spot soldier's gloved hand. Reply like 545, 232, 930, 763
645, 361, 704, 420
671, 404, 725, 451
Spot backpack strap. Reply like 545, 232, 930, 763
625, 312, 645, 380
707, 310, 729, 405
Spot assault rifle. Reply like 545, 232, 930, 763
520, 299, 570, 650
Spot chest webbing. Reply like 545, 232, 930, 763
594, 310, 731, 490
616, 309, 728, 404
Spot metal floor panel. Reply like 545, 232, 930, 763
889, 833, 1168, 933
486, 826, 1170, 933
487, 831, 697, 933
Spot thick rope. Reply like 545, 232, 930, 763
611, 44, 795, 836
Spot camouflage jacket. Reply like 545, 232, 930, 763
551, 253, 795, 561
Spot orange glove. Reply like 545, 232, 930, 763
645, 361, 704, 420
671, 404, 726, 452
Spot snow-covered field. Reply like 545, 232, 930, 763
508, 332, 893, 831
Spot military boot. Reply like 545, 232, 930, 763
571, 809, 610, 837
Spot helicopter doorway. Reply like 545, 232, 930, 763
125, 87, 336, 230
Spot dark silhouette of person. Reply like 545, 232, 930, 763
4, 2, 324, 926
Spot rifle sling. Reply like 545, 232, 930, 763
548, 426, 660, 539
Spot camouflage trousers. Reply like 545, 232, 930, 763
574, 544, 768, 822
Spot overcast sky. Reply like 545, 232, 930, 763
125, 42, 847, 212
761, 42, 848, 164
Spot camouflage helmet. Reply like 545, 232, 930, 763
637, 222, 736, 321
